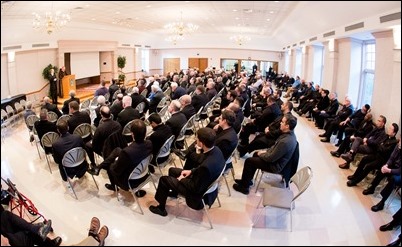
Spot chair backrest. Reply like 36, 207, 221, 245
41, 132, 60, 148
157, 105, 169, 120
128, 154, 153, 181
122, 120, 134, 141
26, 115, 40, 128
62, 147, 86, 168
140, 88, 148, 97
156, 135, 175, 159
73, 123, 92, 139
104, 92, 110, 102
135, 102, 146, 114
185, 114, 196, 132
102, 130, 128, 158
6, 105, 14, 116
47, 111, 58, 122
204, 163, 227, 195
90, 96, 99, 108
290, 166, 313, 202
80, 99, 91, 110
56, 114, 71, 125
157, 97, 167, 108
175, 121, 188, 142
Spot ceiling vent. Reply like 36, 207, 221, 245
243, 9, 253, 14
323, 31, 335, 38
345, 22, 364, 32
300, 41, 305, 45
3, 45, 22, 51
121, 44, 131, 47
144, 45, 151, 48
380, 12, 401, 23
309, 37, 317, 42
134, 44, 142, 48
32, 43, 49, 48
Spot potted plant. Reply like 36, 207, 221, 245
117, 55, 126, 83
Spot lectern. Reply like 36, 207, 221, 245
62, 75, 76, 98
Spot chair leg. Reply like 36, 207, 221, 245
255, 172, 264, 193
223, 175, 231, 196
44, 154, 52, 174
202, 200, 213, 229
67, 178, 78, 200
91, 174, 99, 190
253, 207, 264, 227
131, 190, 144, 215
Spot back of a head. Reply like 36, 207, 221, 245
101, 81, 106, 87
285, 101, 293, 112
235, 97, 244, 108
40, 109, 48, 120
197, 127, 216, 148
57, 120, 69, 134
69, 101, 79, 111
97, 95, 106, 105
285, 114, 297, 131
180, 95, 191, 105
196, 85, 205, 94
100, 106, 111, 119
131, 119, 146, 142
170, 100, 181, 112
133, 87, 139, 94
69, 90, 76, 98
148, 113, 162, 125
26, 101, 33, 110
123, 95, 132, 107
392, 123, 399, 135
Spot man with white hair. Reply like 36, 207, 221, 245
130, 87, 149, 114
93, 95, 107, 127
42, 96, 62, 118
117, 95, 140, 128
110, 93, 124, 120
61, 90, 80, 115
148, 85, 165, 113
170, 82, 186, 100
166, 100, 187, 141
179, 95, 196, 120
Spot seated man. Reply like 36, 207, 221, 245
73, 217, 109, 246
61, 90, 80, 115
52, 120, 90, 187
146, 114, 173, 169
379, 208, 401, 246
89, 119, 153, 194
34, 109, 57, 154
149, 127, 225, 217
1, 206, 61, 246
233, 115, 298, 195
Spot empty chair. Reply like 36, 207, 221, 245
115, 154, 156, 214
41, 132, 60, 173
253, 166, 313, 231
62, 147, 99, 199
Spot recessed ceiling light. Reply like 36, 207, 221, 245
266, 19, 270, 21
233, 9, 238, 12
235, 17, 239, 20
115, 11, 120, 14
146, 5, 151, 8
270, 11, 274, 14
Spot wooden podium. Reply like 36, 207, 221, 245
62, 74, 76, 98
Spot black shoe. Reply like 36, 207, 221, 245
105, 183, 117, 192
38, 219, 52, 241
149, 205, 168, 217
330, 151, 340, 157
347, 175, 355, 180
29, 135, 34, 142
346, 180, 357, 187
387, 238, 401, 246
135, 190, 146, 198
234, 179, 253, 187
371, 202, 384, 212
233, 183, 250, 195
51, 236, 62, 246
319, 133, 326, 137
148, 165, 155, 174
320, 138, 330, 143
362, 187, 375, 195
380, 221, 398, 231
237, 145, 247, 158
88, 167, 100, 176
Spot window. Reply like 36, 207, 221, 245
359, 41, 375, 106
294, 48, 302, 77
312, 45, 324, 86
141, 49, 149, 73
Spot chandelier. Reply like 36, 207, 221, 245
230, 34, 251, 46
32, 3, 71, 35
164, 12, 199, 37
165, 35, 185, 45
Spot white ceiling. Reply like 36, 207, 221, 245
1, 1, 401, 50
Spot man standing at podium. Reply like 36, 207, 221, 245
58, 66, 68, 98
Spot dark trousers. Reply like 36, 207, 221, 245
240, 153, 276, 187
378, 174, 401, 204
99, 147, 122, 187
1, 210, 55, 246
246, 134, 275, 154
154, 167, 189, 208
351, 154, 385, 184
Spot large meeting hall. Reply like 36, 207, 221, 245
1, 1, 401, 246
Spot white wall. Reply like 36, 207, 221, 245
150, 48, 284, 74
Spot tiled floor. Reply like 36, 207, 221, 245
1, 110, 400, 246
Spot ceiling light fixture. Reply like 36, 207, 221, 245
230, 34, 251, 46
32, 2, 71, 35
165, 35, 185, 45
164, 11, 199, 37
